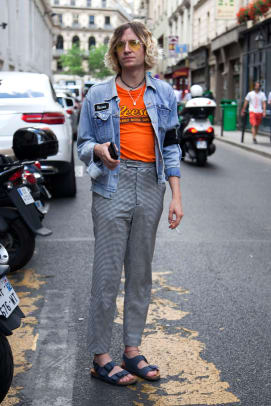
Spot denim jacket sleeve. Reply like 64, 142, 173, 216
77, 97, 103, 179
162, 86, 182, 179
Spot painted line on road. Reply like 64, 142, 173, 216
27, 289, 77, 406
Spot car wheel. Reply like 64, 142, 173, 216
50, 153, 77, 198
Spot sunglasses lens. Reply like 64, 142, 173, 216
129, 40, 141, 50
116, 41, 125, 51
116, 40, 141, 52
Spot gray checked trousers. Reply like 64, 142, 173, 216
88, 160, 166, 354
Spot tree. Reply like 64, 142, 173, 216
88, 44, 113, 79
60, 45, 85, 76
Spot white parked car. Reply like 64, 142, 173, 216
56, 92, 78, 139
0, 72, 76, 197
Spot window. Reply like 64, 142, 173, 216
71, 0, 76, 5
104, 36, 109, 45
57, 14, 63, 25
89, 36, 96, 48
56, 35, 64, 49
101, 0, 106, 7
72, 35, 80, 47
86, 0, 91, 6
57, 61, 63, 71
89, 15, 95, 25
54, 0, 59, 5
105, 16, 110, 25
72, 14, 79, 26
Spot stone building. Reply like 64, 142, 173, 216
50, 0, 134, 82
0, 0, 54, 76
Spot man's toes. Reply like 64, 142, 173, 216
147, 370, 158, 377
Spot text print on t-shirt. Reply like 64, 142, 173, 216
120, 105, 151, 124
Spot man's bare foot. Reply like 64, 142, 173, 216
124, 346, 158, 378
94, 353, 135, 384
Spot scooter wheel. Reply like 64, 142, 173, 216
0, 334, 14, 403
0, 218, 35, 272
196, 150, 207, 166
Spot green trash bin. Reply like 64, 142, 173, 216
220, 99, 238, 131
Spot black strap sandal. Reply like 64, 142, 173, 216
90, 360, 137, 386
122, 353, 160, 381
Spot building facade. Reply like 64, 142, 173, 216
50, 0, 134, 82
146, 0, 271, 131
0, 0, 54, 76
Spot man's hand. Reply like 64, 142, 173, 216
94, 142, 120, 170
168, 198, 183, 229
263, 110, 266, 118
241, 110, 245, 117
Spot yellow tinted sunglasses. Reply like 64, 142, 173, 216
115, 39, 143, 52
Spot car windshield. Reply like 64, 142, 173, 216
0, 77, 46, 98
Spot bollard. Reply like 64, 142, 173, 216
220, 108, 224, 137
241, 111, 247, 143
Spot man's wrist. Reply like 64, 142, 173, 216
93, 144, 101, 162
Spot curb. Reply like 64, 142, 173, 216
215, 136, 271, 160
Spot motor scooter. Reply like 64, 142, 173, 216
0, 242, 25, 403
0, 127, 58, 271
178, 97, 216, 166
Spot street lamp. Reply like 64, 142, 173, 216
255, 30, 265, 49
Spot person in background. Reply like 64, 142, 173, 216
241, 81, 266, 144
173, 84, 181, 102
77, 21, 183, 387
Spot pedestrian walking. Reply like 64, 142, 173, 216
77, 21, 183, 386
173, 84, 181, 102
241, 81, 266, 144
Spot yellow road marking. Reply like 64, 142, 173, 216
2, 269, 45, 406
117, 272, 240, 405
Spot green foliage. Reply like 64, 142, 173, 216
60, 45, 85, 76
88, 44, 113, 79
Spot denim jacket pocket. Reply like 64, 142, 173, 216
157, 105, 171, 128
93, 111, 112, 142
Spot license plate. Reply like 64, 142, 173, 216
18, 187, 35, 205
196, 141, 207, 149
0, 276, 20, 318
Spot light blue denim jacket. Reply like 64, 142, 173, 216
77, 73, 181, 199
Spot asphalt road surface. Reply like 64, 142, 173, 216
3, 140, 271, 406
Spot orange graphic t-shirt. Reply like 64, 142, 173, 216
117, 83, 155, 162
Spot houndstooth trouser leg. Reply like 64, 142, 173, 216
88, 160, 166, 354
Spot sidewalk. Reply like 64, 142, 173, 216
213, 125, 271, 159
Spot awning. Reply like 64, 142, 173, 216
172, 67, 189, 78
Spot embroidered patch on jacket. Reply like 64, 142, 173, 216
94, 102, 109, 112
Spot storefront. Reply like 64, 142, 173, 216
211, 26, 242, 122
172, 66, 189, 96
188, 46, 209, 89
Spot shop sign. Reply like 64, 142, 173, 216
168, 35, 179, 57
175, 44, 188, 54
216, 0, 236, 19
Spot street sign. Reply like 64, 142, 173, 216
216, 0, 236, 19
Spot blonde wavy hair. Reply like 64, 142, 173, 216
104, 21, 158, 74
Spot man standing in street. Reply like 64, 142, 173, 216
241, 81, 266, 144
173, 84, 181, 102
77, 21, 183, 386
